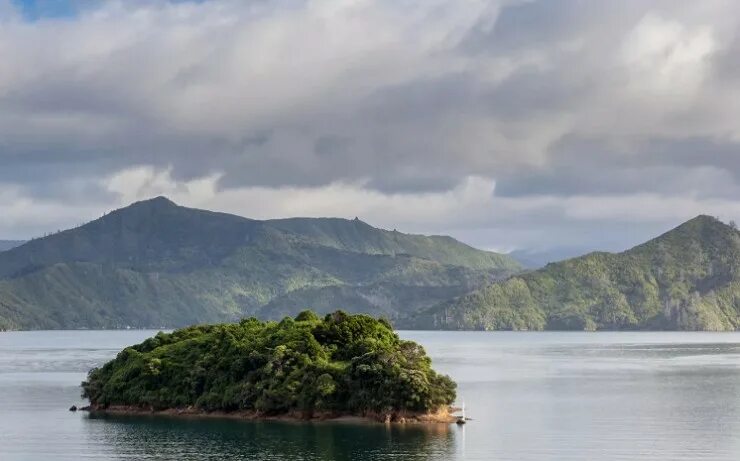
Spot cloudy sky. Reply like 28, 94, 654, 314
1, 0, 739, 254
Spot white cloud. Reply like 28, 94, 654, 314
101, 166, 740, 250
1, 0, 740, 251
0, 185, 106, 238
620, 13, 715, 98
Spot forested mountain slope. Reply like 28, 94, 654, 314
404, 216, 740, 331
0, 197, 520, 330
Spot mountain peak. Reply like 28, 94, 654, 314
0, 198, 520, 329
412, 212, 740, 331
686, 214, 722, 225
665, 214, 735, 236
104, 196, 182, 220
128, 196, 178, 209
629, 214, 737, 256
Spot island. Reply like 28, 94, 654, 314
81, 311, 458, 423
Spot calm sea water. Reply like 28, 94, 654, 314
2, 330, 740, 460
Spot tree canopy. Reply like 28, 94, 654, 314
407, 215, 740, 331
82, 311, 456, 418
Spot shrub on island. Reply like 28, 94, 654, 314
82, 311, 456, 421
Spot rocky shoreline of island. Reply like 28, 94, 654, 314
80, 404, 461, 424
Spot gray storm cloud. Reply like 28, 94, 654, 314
0, 0, 738, 252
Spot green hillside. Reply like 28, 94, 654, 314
0, 197, 520, 330
267, 217, 519, 271
404, 216, 740, 331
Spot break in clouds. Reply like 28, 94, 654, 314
1, 0, 740, 252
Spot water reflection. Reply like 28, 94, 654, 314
84, 414, 458, 460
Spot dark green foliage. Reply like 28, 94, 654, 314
82, 311, 456, 416
406, 216, 740, 331
268, 218, 518, 270
0, 197, 520, 330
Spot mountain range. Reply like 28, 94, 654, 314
0, 197, 520, 330
403, 215, 740, 331
1, 198, 738, 331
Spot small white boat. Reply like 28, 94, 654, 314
456, 400, 466, 425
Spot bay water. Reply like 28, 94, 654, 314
2, 330, 740, 460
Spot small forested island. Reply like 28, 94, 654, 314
82, 311, 457, 423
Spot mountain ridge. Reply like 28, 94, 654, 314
403, 215, 740, 331
0, 197, 520, 330
0, 240, 25, 253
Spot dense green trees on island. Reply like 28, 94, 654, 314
82, 311, 456, 420
405, 215, 740, 331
